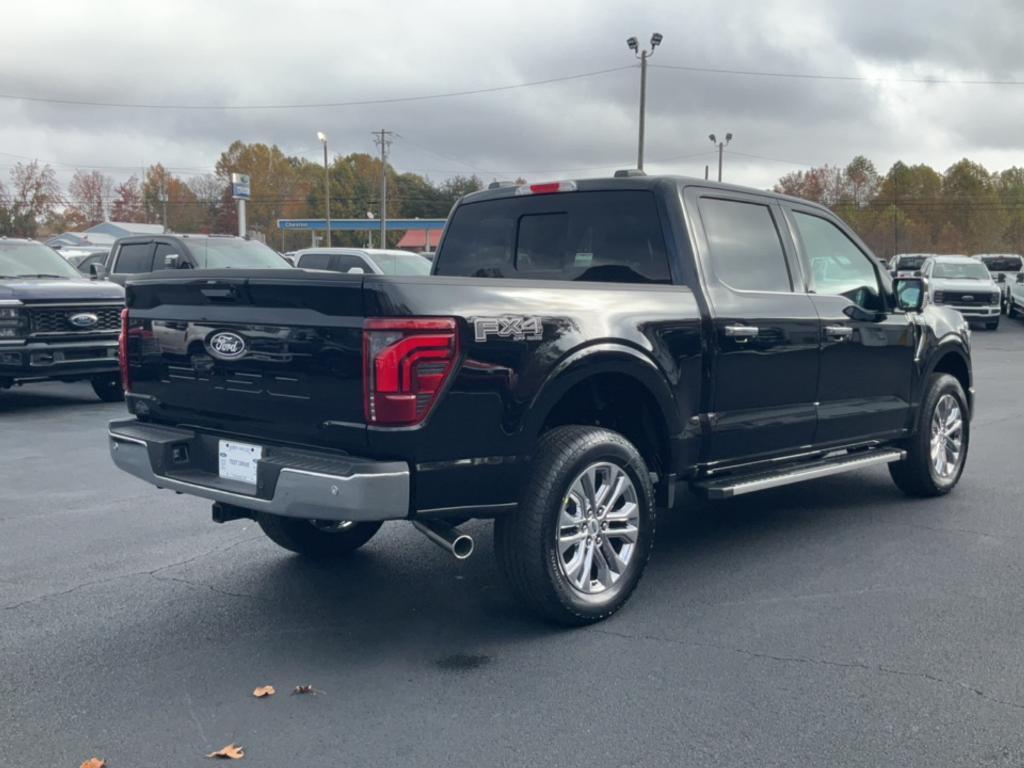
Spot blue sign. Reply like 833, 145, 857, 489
277, 218, 446, 231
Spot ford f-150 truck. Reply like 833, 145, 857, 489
108, 175, 973, 624
1, 238, 125, 400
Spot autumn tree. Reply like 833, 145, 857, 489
110, 176, 147, 222
143, 164, 200, 232
65, 169, 113, 228
215, 141, 310, 238
1, 161, 60, 237
942, 159, 1007, 254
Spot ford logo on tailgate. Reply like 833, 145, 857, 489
206, 331, 248, 360
69, 312, 99, 328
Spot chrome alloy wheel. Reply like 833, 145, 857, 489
930, 393, 964, 479
556, 461, 641, 595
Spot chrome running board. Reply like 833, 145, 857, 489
694, 449, 906, 500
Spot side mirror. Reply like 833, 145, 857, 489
997, 273, 1007, 283
1017, 273, 1024, 284
893, 276, 927, 312
90, 263, 107, 280
347, 266, 365, 274
163, 254, 184, 269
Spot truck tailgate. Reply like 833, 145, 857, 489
124, 270, 368, 450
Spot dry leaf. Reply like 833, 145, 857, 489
252, 685, 275, 698
291, 684, 321, 695
80, 759, 106, 768
207, 743, 245, 760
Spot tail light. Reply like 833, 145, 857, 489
515, 180, 578, 195
363, 318, 459, 426
119, 308, 131, 392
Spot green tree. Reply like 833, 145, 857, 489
941, 159, 1007, 254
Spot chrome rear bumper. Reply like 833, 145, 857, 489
108, 418, 410, 522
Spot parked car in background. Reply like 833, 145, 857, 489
922, 254, 1002, 330
97, 234, 291, 285
293, 247, 432, 276
889, 253, 931, 277
1006, 271, 1024, 319
973, 253, 1023, 313
56, 246, 111, 276
0, 238, 125, 400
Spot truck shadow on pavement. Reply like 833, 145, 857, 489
0, 383, 109, 414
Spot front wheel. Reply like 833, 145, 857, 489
985, 318, 1000, 331
91, 374, 124, 402
889, 373, 969, 497
257, 514, 382, 560
494, 426, 655, 626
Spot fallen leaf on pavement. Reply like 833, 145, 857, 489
80, 759, 106, 768
291, 684, 323, 695
252, 685, 275, 698
207, 743, 245, 760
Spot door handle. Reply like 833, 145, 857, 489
824, 325, 853, 341
724, 324, 760, 342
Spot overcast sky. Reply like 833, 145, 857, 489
2, 0, 1023, 192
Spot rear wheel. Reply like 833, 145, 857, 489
985, 317, 1000, 331
91, 374, 124, 402
257, 515, 382, 560
494, 426, 655, 626
889, 373, 969, 497
1009, 296, 1020, 319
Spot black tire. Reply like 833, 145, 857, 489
91, 374, 124, 402
889, 373, 969, 498
1008, 296, 1020, 319
985, 318, 1000, 331
493, 426, 655, 626
257, 514, 382, 560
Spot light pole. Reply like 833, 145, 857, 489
708, 133, 733, 182
317, 131, 331, 246
627, 32, 662, 171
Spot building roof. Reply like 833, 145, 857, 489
397, 229, 442, 249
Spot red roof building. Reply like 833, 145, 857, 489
396, 229, 442, 252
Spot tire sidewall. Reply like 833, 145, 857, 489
921, 375, 970, 492
538, 438, 654, 619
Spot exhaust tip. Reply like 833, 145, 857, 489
451, 534, 474, 560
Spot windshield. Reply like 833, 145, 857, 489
932, 261, 992, 280
894, 255, 926, 270
186, 239, 290, 269
980, 256, 1023, 272
366, 251, 432, 276
0, 242, 82, 279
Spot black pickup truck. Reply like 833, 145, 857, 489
108, 175, 973, 624
1, 238, 125, 400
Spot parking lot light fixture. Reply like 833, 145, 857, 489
627, 32, 663, 171
708, 132, 733, 182
318, 131, 331, 246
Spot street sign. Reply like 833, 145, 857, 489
231, 173, 251, 200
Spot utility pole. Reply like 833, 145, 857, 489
708, 133, 733, 182
893, 173, 899, 257
158, 182, 168, 231
317, 132, 331, 246
373, 129, 393, 247
627, 33, 663, 171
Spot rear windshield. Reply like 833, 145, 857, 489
980, 256, 1022, 272
187, 239, 289, 269
894, 255, 926, 270
434, 190, 671, 283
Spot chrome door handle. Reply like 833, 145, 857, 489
825, 325, 853, 340
724, 324, 760, 341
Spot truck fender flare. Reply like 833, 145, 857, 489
912, 340, 972, 430
524, 343, 682, 439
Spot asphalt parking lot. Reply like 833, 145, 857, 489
3, 319, 1024, 768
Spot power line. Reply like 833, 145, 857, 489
0, 66, 635, 111
651, 62, 1024, 87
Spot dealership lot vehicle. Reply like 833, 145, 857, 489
293, 247, 432, 275
1007, 271, 1024, 318
974, 253, 1022, 312
889, 252, 931, 277
97, 233, 292, 284
56, 246, 111, 276
922, 254, 1003, 329
108, 175, 973, 624
0, 239, 125, 400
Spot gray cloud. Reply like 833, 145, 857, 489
1, 0, 1022, 193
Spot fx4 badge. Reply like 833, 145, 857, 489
474, 316, 543, 342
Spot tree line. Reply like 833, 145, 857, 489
0, 140, 487, 249
775, 156, 1024, 258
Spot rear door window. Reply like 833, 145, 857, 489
331, 254, 371, 273
113, 242, 155, 273
697, 198, 792, 292
153, 241, 187, 269
434, 190, 671, 283
298, 252, 333, 270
